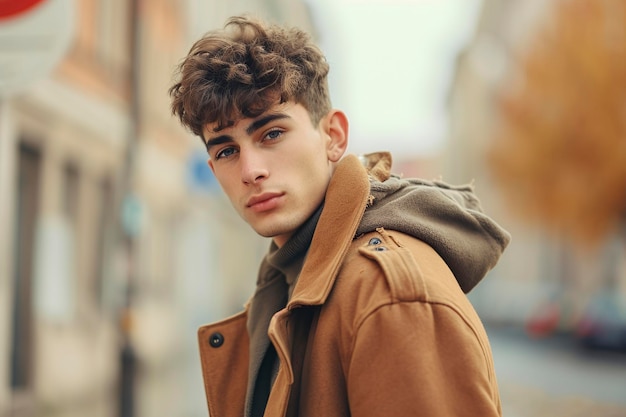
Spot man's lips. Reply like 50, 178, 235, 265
246, 192, 284, 212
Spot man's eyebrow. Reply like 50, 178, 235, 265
204, 135, 232, 152
204, 113, 290, 152
246, 113, 290, 135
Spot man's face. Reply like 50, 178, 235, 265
205, 102, 347, 247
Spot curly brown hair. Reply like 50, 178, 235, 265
169, 15, 331, 140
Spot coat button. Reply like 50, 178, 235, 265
209, 332, 224, 348
368, 237, 382, 246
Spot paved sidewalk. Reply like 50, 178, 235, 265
500, 381, 626, 417
488, 326, 626, 417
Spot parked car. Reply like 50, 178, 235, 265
575, 290, 626, 352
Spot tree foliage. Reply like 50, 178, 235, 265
489, 0, 626, 245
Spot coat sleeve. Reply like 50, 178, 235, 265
346, 300, 502, 417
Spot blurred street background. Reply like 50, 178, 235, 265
1, 0, 625, 416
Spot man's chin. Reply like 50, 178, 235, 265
251, 224, 294, 245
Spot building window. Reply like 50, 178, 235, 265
94, 176, 114, 311
63, 162, 80, 222
11, 143, 42, 390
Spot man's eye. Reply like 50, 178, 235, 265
215, 147, 237, 159
264, 129, 283, 141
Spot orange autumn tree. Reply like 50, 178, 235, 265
489, 0, 626, 245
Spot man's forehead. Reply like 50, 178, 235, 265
208, 119, 235, 134
204, 101, 294, 135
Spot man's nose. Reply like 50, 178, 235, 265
240, 151, 269, 185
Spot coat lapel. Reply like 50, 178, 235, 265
263, 154, 376, 416
198, 311, 250, 417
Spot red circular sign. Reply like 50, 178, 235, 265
0, 0, 47, 20
0, 0, 74, 97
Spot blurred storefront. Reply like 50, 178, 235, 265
0, 1, 317, 416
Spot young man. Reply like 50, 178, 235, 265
170, 15, 510, 417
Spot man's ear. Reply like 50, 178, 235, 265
323, 109, 349, 162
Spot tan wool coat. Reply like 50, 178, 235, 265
198, 154, 504, 417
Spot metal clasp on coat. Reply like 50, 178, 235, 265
367, 237, 387, 251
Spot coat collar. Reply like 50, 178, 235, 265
287, 152, 392, 308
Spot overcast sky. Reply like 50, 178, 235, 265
309, 0, 483, 158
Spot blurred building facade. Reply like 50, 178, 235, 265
0, 1, 317, 416
446, 0, 626, 336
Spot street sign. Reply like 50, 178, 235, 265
122, 194, 144, 238
0, 0, 74, 97
0, 0, 47, 20
187, 149, 219, 194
